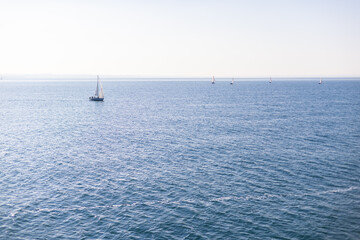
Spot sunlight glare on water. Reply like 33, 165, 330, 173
0, 80, 359, 239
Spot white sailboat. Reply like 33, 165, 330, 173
212, 76, 215, 84
269, 76, 272, 83
89, 75, 104, 101
230, 78, 234, 85
319, 78, 322, 84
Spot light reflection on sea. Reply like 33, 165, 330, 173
0, 80, 359, 239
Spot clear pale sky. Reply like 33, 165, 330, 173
0, 0, 359, 77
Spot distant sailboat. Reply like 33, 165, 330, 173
230, 78, 234, 85
269, 76, 272, 83
89, 75, 104, 101
212, 76, 215, 84
319, 78, 323, 84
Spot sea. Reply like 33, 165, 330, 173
0, 79, 359, 239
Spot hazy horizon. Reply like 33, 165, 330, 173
1, 74, 359, 82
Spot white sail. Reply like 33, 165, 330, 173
99, 81, 104, 98
212, 76, 215, 83
269, 76, 272, 83
95, 75, 100, 96
231, 78, 234, 84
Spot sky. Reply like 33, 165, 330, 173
0, 0, 359, 77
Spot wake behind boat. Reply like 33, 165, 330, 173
89, 75, 104, 101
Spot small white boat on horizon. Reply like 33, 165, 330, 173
269, 76, 272, 83
230, 78, 234, 85
212, 76, 215, 84
319, 78, 323, 84
89, 75, 104, 101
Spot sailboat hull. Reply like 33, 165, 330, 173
89, 97, 104, 101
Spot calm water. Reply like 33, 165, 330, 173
0, 80, 359, 239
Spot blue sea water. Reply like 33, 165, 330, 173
0, 80, 359, 239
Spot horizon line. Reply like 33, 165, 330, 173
1, 74, 360, 79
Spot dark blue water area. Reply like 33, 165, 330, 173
0, 80, 359, 239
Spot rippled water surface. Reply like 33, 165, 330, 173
0, 80, 359, 239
